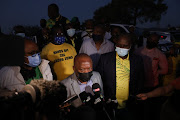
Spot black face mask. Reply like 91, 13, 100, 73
78, 71, 93, 82
92, 34, 103, 42
146, 41, 158, 49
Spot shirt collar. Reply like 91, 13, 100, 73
116, 52, 130, 60
90, 38, 107, 46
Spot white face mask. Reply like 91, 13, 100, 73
16, 33, 25, 37
67, 28, 76, 37
115, 47, 130, 57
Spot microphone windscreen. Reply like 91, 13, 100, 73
23, 79, 67, 104
85, 86, 95, 96
79, 91, 88, 102
92, 83, 101, 95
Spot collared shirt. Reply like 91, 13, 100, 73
135, 47, 168, 87
79, 38, 114, 69
116, 53, 130, 109
77, 79, 93, 92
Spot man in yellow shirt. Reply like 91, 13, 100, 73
41, 25, 77, 81
97, 33, 144, 120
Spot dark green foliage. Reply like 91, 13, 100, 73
94, 0, 168, 25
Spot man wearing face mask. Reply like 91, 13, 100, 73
61, 53, 103, 106
97, 33, 144, 120
134, 33, 168, 120
0, 39, 53, 91
65, 23, 82, 54
79, 24, 114, 69
135, 34, 168, 89
81, 19, 94, 41
41, 25, 77, 81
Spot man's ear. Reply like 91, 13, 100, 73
73, 66, 75, 71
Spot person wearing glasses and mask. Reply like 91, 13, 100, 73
41, 25, 77, 81
0, 37, 53, 91
97, 33, 144, 120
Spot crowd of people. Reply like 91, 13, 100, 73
0, 3, 180, 120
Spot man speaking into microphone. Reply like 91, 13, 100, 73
61, 53, 103, 107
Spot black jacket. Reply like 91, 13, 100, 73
97, 51, 144, 101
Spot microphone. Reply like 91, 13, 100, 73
92, 83, 112, 120
106, 96, 118, 109
22, 80, 67, 104
92, 83, 104, 105
106, 96, 118, 120
79, 86, 94, 106
85, 85, 95, 96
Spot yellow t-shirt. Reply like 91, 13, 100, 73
116, 53, 130, 109
41, 43, 77, 81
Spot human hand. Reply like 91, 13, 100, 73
136, 93, 148, 100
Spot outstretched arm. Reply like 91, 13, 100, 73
136, 84, 174, 100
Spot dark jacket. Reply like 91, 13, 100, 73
97, 51, 144, 104
66, 35, 82, 54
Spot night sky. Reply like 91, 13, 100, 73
0, 0, 180, 33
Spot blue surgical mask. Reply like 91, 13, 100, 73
115, 47, 130, 57
67, 28, 76, 37
54, 36, 66, 45
25, 53, 41, 67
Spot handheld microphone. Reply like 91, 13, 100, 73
106, 96, 118, 109
92, 83, 112, 120
85, 86, 95, 96
79, 86, 94, 106
92, 83, 104, 105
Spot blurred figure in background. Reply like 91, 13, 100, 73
110, 26, 122, 44
163, 45, 180, 86
46, 3, 70, 30
65, 23, 82, 54
13, 25, 26, 38
135, 33, 168, 120
137, 77, 180, 120
79, 24, 114, 69
36, 19, 50, 51
81, 19, 94, 41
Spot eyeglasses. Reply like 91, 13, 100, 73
55, 33, 64, 36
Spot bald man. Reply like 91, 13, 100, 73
61, 53, 103, 106
0, 39, 53, 91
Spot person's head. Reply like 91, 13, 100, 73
24, 39, 41, 69
111, 26, 121, 43
146, 33, 159, 49
98, 16, 110, 32
85, 19, 94, 30
65, 23, 76, 37
51, 25, 66, 45
73, 53, 93, 83
13, 25, 25, 37
92, 24, 105, 42
48, 4, 59, 19
71, 17, 80, 30
115, 33, 132, 58
40, 19, 47, 28
129, 25, 135, 33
